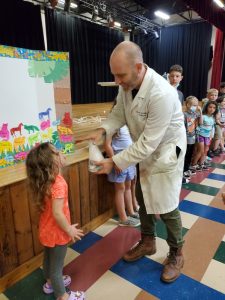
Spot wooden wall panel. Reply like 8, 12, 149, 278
0, 187, 18, 276
105, 180, 114, 211
67, 164, 81, 225
79, 161, 90, 226
10, 181, 34, 264
89, 172, 99, 220
97, 174, 107, 215
27, 187, 42, 256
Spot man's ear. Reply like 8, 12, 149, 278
136, 63, 142, 73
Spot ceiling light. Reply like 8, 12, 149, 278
154, 10, 170, 20
153, 31, 159, 39
91, 5, 99, 21
70, 2, 78, 9
114, 21, 121, 28
213, 0, 225, 8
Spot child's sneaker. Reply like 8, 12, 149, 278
119, 217, 140, 227
43, 275, 71, 294
188, 169, 196, 175
183, 171, 191, 178
203, 161, 211, 167
189, 165, 202, 172
201, 164, 209, 171
130, 212, 140, 219
182, 177, 190, 184
206, 156, 212, 161
68, 291, 85, 300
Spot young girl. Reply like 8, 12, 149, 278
192, 101, 218, 170
105, 126, 140, 227
26, 142, 84, 300
183, 96, 202, 182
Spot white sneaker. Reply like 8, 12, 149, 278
119, 217, 140, 227
130, 212, 140, 219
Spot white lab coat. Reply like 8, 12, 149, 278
102, 66, 186, 214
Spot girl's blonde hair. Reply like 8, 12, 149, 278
207, 88, 218, 95
185, 95, 198, 106
26, 142, 60, 211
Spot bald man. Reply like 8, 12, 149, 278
84, 41, 186, 283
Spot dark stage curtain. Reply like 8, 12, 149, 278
0, 0, 44, 50
45, 8, 124, 104
184, 0, 225, 33
132, 22, 212, 100
211, 29, 225, 89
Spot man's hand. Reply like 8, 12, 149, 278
76, 128, 105, 144
93, 158, 115, 174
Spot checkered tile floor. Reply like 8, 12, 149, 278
1, 156, 225, 300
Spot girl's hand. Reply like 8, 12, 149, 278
68, 224, 84, 242
114, 164, 122, 174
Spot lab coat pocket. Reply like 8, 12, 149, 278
151, 143, 177, 174
144, 170, 181, 214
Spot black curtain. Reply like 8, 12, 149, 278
45, 8, 124, 104
132, 22, 212, 100
184, 0, 225, 33
0, 0, 44, 50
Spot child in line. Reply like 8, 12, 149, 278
202, 88, 218, 106
191, 101, 218, 170
202, 88, 221, 157
105, 125, 140, 227
183, 96, 202, 183
26, 142, 84, 300
168, 64, 184, 105
219, 82, 225, 97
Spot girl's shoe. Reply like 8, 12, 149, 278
68, 291, 85, 300
182, 177, 190, 184
43, 275, 71, 294
119, 217, 140, 227
130, 212, 140, 219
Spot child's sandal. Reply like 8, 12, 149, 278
43, 275, 71, 294
68, 291, 85, 300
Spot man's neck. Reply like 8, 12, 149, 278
135, 64, 147, 89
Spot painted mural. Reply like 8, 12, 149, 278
0, 45, 74, 169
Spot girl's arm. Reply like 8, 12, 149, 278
216, 112, 223, 127
104, 134, 114, 158
197, 106, 203, 125
52, 198, 84, 242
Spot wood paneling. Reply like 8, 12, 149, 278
10, 181, 34, 264
27, 187, 42, 255
67, 164, 81, 225
79, 161, 90, 226
0, 187, 18, 276
90, 172, 99, 220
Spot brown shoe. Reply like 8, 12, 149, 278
161, 247, 184, 283
123, 235, 156, 262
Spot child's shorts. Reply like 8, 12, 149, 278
108, 165, 136, 183
196, 135, 211, 145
